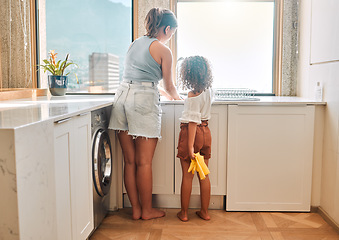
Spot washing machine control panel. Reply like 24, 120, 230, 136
91, 108, 109, 136
94, 113, 101, 123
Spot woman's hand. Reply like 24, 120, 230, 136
158, 86, 174, 100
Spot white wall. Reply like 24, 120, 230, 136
298, 0, 339, 226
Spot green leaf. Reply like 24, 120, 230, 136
55, 69, 62, 75
59, 60, 67, 75
56, 60, 61, 70
38, 52, 76, 76
61, 63, 72, 75
75, 73, 79, 84
64, 62, 74, 70
45, 66, 54, 75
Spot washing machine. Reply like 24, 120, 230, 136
91, 106, 113, 229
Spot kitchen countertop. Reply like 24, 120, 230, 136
161, 96, 327, 105
0, 95, 115, 129
216, 96, 326, 105
0, 95, 325, 129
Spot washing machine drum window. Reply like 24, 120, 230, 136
93, 129, 112, 197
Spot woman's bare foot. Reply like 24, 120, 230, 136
141, 208, 166, 220
177, 211, 188, 222
196, 210, 210, 220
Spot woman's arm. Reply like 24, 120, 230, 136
187, 122, 197, 160
158, 85, 174, 100
149, 41, 181, 100
160, 46, 181, 100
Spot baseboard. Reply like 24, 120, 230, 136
312, 206, 339, 234
123, 194, 225, 209
310, 206, 319, 213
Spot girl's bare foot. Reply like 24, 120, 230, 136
196, 210, 210, 220
177, 211, 188, 222
141, 208, 166, 220
132, 207, 142, 220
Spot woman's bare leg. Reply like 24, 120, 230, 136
177, 158, 194, 221
196, 159, 211, 220
118, 131, 141, 220
135, 137, 165, 220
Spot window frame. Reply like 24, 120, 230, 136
172, 0, 283, 96
0, 35, 2, 89
31, 0, 38, 88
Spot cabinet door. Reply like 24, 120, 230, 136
54, 113, 93, 240
227, 105, 315, 211
54, 118, 73, 240
175, 105, 227, 195
152, 104, 175, 194
70, 113, 94, 240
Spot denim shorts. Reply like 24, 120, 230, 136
108, 81, 162, 139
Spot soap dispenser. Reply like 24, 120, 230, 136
315, 82, 323, 101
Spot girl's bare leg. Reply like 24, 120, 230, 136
135, 137, 165, 220
118, 131, 141, 220
196, 159, 211, 220
177, 158, 194, 222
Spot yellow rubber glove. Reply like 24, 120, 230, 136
187, 153, 210, 180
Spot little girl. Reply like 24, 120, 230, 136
176, 56, 213, 221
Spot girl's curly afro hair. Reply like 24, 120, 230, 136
178, 56, 213, 94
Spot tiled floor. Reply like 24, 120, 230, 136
89, 208, 339, 240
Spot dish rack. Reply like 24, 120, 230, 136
213, 88, 260, 101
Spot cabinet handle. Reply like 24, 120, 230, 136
55, 117, 72, 124
78, 112, 89, 116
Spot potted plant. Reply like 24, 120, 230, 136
38, 50, 78, 96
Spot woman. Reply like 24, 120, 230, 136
109, 8, 181, 220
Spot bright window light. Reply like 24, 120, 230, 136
44, 0, 132, 93
177, 1, 274, 93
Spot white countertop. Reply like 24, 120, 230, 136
0, 95, 115, 129
0, 95, 325, 129
215, 96, 326, 105
161, 96, 326, 105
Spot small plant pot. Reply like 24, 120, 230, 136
48, 75, 68, 96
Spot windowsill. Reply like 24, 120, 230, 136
66, 92, 115, 96
0, 88, 47, 101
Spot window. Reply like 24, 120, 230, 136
176, 0, 281, 95
40, 0, 133, 93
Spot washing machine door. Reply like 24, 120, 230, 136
93, 129, 112, 197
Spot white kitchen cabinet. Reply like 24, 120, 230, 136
122, 105, 175, 196
54, 113, 93, 240
174, 105, 227, 195
152, 104, 175, 194
227, 105, 315, 211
